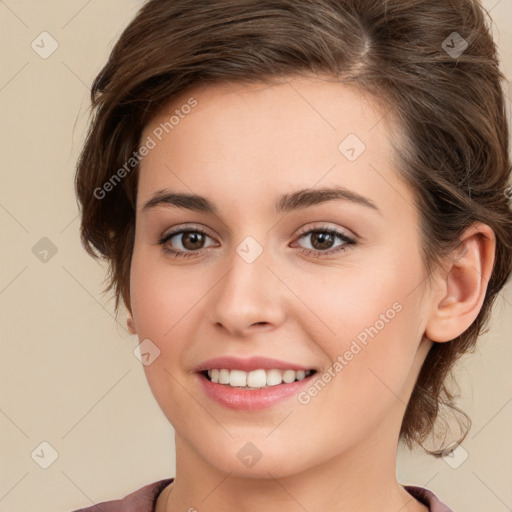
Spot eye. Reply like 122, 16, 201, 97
157, 224, 357, 259
292, 226, 357, 257
157, 226, 217, 258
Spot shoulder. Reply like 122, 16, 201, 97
69, 478, 174, 512
404, 485, 454, 512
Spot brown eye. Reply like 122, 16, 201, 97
308, 231, 336, 250
158, 227, 216, 258
293, 227, 357, 257
178, 231, 207, 250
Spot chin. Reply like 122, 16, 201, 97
194, 435, 317, 479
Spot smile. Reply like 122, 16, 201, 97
197, 369, 318, 411
204, 368, 315, 389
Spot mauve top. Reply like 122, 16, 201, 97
69, 478, 454, 512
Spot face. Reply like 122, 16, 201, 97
129, 76, 434, 478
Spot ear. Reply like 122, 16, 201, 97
425, 222, 496, 343
127, 314, 137, 335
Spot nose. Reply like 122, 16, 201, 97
208, 244, 287, 337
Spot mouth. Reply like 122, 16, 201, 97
200, 368, 318, 390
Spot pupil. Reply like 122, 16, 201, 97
184, 232, 203, 250
313, 232, 333, 250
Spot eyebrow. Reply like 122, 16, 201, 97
141, 186, 381, 216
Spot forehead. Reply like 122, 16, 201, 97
136, 77, 414, 220
142, 77, 390, 144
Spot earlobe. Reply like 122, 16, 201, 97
127, 314, 137, 335
425, 222, 496, 343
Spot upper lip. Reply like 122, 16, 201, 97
194, 356, 315, 373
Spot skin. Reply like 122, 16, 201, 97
126, 76, 495, 512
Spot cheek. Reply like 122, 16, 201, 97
290, 247, 425, 401
291, 245, 421, 342
129, 247, 204, 338
129, 252, 191, 389
129, 251, 201, 422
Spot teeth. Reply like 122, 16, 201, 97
267, 369, 284, 386
282, 369, 296, 383
219, 369, 230, 384
230, 369, 247, 387
206, 368, 312, 388
247, 369, 266, 387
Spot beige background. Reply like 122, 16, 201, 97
0, 1, 511, 511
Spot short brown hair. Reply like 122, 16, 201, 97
75, 0, 512, 455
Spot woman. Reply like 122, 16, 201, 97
71, 0, 512, 510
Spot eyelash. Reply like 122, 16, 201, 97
157, 225, 357, 259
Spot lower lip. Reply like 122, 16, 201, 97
197, 371, 316, 411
